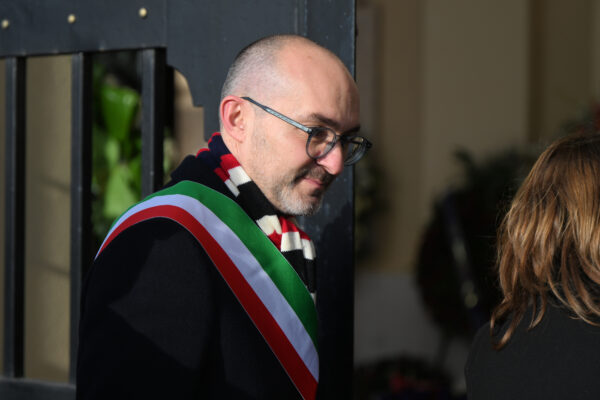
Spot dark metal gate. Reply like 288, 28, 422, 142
1, 1, 356, 398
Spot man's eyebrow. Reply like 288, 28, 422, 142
305, 113, 361, 135
343, 125, 361, 136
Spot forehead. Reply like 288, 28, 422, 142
274, 44, 360, 128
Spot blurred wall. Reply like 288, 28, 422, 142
0, 57, 72, 381
355, 0, 530, 380
420, 0, 529, 223
358, 0, 598, 275
594, 0, 600, 95
354, 0, 600, 389
357, 0, 424, 274
27, 56, 71, 381
359, 0, 530, 275
531, 0, 594, 142
25, 56, 72, 381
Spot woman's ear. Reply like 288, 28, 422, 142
220, 95, 248, 142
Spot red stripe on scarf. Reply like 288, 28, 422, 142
220, 153, 241, 170
279, 217, 311, 241
213, 168, 229, 182
268, 232, 282, 248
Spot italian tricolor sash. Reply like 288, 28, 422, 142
95, 180, 319, 400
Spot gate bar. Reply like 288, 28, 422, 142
3, 57, 26, 378
141, 49, 166, 197
69, 53, 93, 383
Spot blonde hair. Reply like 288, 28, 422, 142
491, 132, 600, 349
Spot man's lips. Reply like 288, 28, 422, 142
303, 178, 325, 190
297, 168, 334, 189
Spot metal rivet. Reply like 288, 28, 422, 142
1, 19, 9, 29
139, 8, 148, 18
68, 14, 76, 24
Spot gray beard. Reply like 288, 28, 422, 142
274, 166, 334, 216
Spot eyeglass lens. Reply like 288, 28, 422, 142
307, 128, 367, 165
242, 96, 370, 165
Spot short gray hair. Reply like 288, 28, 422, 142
220, 34, 322, 101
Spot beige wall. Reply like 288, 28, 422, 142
0, 56, 72, 381
361, 0, 530, 272
359, 0, 598, 273
420, 0, 530, 221
531, 0, 594, 141
360, 0, 425, 272
593, 0, 600, 96
24, 56, 72, 381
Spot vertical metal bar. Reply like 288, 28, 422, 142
3, 57, 26, 378
70, 53, 92, 384
141, 49, 166, 197
164, 65, 175, 138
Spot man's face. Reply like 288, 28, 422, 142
247, 119, 336, 216
243, 45, 360, 216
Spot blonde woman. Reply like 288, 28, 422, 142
466, 133, 600, 399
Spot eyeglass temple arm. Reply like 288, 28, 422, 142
242, 96, 312, 134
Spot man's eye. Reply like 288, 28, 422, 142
310, 128, 331, 142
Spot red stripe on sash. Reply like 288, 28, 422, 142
97, 205, 317, 400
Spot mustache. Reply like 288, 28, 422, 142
294, 166, 335, 187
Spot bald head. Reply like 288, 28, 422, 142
220, 35, 355, 117
220, 35, 290, 102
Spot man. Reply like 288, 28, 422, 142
76, 34, 369, 400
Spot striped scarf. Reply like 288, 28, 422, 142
196, 133, 317, 295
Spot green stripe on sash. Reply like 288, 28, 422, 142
142, 180, 318, 348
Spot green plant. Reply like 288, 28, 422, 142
91, 64, 142, 246
90, 62, 175, 248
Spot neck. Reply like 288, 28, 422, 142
221, 132, 248, 172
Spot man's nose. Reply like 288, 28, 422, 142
316, 142, 344, 176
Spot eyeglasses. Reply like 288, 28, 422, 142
242, 96, 371, 166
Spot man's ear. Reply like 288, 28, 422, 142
220, 95, 248, 142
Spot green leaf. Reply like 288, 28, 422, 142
104, 136, 121, 169
128, 156, 142, 194
103, 163, 139, 219
100, 85, 140, 142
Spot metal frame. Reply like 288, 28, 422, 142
69, 52, 93, 384
3, 56, 26, 381
1, 1, 356, 398
140, 49, 166, 197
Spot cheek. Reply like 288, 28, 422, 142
275, 147, 312, 177
278, 132, 314, 164
252, 120, 314, 173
